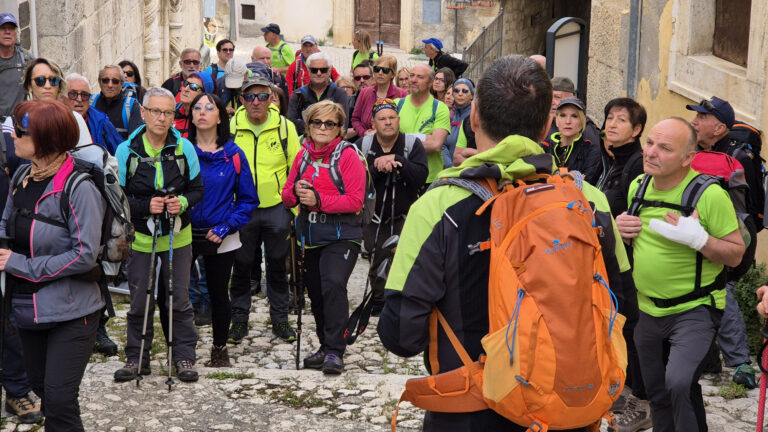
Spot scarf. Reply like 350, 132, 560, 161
24, 152, 67, 187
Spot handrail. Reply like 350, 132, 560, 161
461, 7, 504, 83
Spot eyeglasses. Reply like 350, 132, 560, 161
373, 66, 392, 74
309, 67, 330, 74
308, 119, 340, 129
453, 88, 471, 94
68, 90, 91, 101
123, 70, 135, 78
193, 103, 216, 113
143, 107, 175, 119
183, 81, 204, 92
100, 77, 121, 85
13, 113, 29, 137
32, 76, 61, 87
220, 48, 235, 53
354, 75, 372, 81
182, 59, 201, 66
242, 93, 271, 103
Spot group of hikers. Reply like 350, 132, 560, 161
0, 12, 767, 432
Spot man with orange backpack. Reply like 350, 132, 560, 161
617, 117, 745, 431
378, 55, 629, 432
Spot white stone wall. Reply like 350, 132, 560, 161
238, 0, 334, 43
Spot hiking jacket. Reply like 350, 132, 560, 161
116, 125, 203, 241
429, 51, 468, 77
282, 137, 366, 247
230, 104, 301, 208
189, 139, 259, 231
597, 140, 643, 218
162, 72, 184, 97
0, 155, 106, 324
285, 53, 341, 96
377, 136, 628, 431
85, 106, 123, 155
174, 103, 191, 138
544, 132, 603, 185
0, 45, 31, 117
287, 83, 349, 136
91, 92, 144, 140
350, 84, 408, 137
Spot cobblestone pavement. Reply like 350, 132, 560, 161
0, 38, 763, 432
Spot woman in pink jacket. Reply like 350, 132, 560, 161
350, 56, 407, 137
282, 100, 366, 375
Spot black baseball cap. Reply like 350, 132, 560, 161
557, 97, 586, 112
261, 23, 280, 35
685, 96, 735, 129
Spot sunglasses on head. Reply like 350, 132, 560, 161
123, 70, 135, 78
193, 103, 216, 113
14, 113, 29, 137
32, 76, 61, 87
373, 66, 392, 74
68, 90, 91, 101
309, 67, 330, 74
242, 93, 271, 103
183, 80, 204, 92
353, 74, 371, 81
100, 77, 121, 85
700, 99, 722, 117
308, 119, 340, 129
182, 59, 201, 66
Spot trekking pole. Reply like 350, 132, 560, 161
757, 318, 768, 432
136, 215, 161, 387
289, 217, 303, 370
161, 187, 177, 392
296, 221, 306, 370
0, 235, 11, 421
390, 171, 397, 238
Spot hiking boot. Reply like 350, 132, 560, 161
5, 393, 42, 424
93, 324, 118, 356
205, 345, 232, 368
303, 349, 325, 370
227, 322, 249, 344
113, 360, 151, 382
732, 363, 758, 389
610, 392, 629, 412
194, 304, 212, 326
322, 353, 344, 375
272, 321, 297, 342
175, 360, 199, 382
614, 397, 652, 432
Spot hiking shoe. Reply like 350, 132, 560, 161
93, 325, 118, 356
322, 353, 344, 375
303, 349, 325, 370
194, 305, 212, 326
5, 393, 42, 424
227, 322, 249, 344
614, 397, 652, 432
205, 345, 232, 368
113, 361, 151, 382
732, 363, 758, 389
175, 360, 199, 382
610, 392, 629, 412
272, 321, 297, 342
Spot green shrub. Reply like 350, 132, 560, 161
719, 381, 748, 399
732, 263, 767, 356
409, 47, 424, 55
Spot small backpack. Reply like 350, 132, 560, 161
393, 172, 626, 431
90, 93, 136, 135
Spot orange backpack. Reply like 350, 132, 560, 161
392, 173, 627, 432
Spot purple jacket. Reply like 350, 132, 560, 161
350, 84, 408, 137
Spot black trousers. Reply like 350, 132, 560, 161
363, 217, 405, 306
192, 249, 235, 347
304, 241, 360, 357
17, 310, 99, 432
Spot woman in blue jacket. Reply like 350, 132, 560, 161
187, 93, 259, 366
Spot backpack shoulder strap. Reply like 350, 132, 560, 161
328, 141, 360, 195
427, 177, 495, 202
90, 93, 100, 108
278, 115, 289, 161
122, 97, 134, 129
232, 152, 241, 174
210, 64, 219, 82
404, 134, 417, 160
397, 97, 406, 112
680, 174, 720, 216
361, 135, 374, 157
626, 174, 652, 216
277, 42, 287, 63
418, 98, 440, 133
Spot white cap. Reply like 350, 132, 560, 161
225, 58, 248, 89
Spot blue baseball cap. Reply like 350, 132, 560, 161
686, 96, 735, 129
190, 72, 215, 94
0, 13, 18, 27
422, 38, 443, 50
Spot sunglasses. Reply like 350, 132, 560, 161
183, 81, 204, 92
32, 76, 61, 87
14, 113, 29, 137
353, 75, 372, 81
220, 48, 235, 53
373, 66, 392, 74
68, 90, 91, 101
182, 59, 201, 66
242, 93, 271, 103
453, 88, 471, 94
700, 99, 722, 118
308, 119, 340, 129
123, 70, 135, 78
309, 67, 329, 74
100, 77, 121, 85
193, 103, 216, 113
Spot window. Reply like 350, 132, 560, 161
713, 0, 750, 67
241, 4, 255, 21
423, 0, 441, 24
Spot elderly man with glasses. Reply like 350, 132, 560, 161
91, 64, 144, 139
162, 48, 202, 98
64, 73, 122, 155
287, 52, 349, 136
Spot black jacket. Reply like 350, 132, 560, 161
429, 51, 468, 77
161, 73, 184, 97
92, 93, 144, 140
543, 132, 603, 185
286, 83, 349, 136
598, 140, 644, 218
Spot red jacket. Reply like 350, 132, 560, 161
286, 53, 341, 97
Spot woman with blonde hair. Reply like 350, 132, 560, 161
396, 67, 410, 89
543, 97, 603, 184
350, 55, 408, 136
351, 30, 379, 70
282, 100, 365, 375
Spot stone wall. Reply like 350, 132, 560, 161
412, 1, 500, 54
238, 0, 334, 43
500, 0, 553, 56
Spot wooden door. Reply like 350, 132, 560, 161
355, 0, 401, 47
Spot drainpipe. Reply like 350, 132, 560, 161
29, 0, 38, 56
230, 0, 237, 41
626, 0, 642, 99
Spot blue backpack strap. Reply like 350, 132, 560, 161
396, 97, 405, 113
122, 97, 135, 130
90, 93, 100, 108
418, 98, 440, 133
